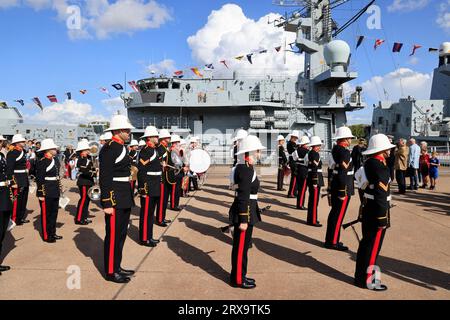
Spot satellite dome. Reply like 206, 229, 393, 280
439, 42, 450, 57
324, 40, 351, 72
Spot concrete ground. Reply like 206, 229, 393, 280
0, 166, 449, 300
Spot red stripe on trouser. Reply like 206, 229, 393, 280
158, 183, 164, 223
236, 229, 246, 285
77, 186, 86, 222
171, 184, 175, 208
313, 187, 318, 224
12, 189, 18, 222
366, 229, 383, 283
108, 211, 116, 275
299, 179, 307, 206
41, 200, 48, 240
333, 196, 348, 245
143, 196, 149, 241
290, 177, 297, 196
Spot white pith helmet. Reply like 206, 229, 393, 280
362, 134, 396, 156
237, 135, 266, 155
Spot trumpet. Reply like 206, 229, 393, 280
88, 142, 101, 201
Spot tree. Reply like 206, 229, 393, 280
349, 124, 370, 139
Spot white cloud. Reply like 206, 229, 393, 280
0, 0, 171, 39
24, 99, 107, 125
186, 4, 304, 77
361, 68, 433, 102
101, 96, 127, 115
145, 59, 177, 77
387, 0, 430, 12
436, 0, 450, 33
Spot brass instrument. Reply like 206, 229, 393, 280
58, 159, 70, 209
130, 165, 138, 181
87, 142, 101, 201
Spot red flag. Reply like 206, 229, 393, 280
174, 70, 184, 76
47, 95, 58, 103
128, 81, 139, 92
410, 44, 422, 56
374, 39, 385, 50
220, 60, 229, 69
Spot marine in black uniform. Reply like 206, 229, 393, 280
276, 136, 288, 191
128, 141, 139, 193
325, 127, 354, 251
36, 139, 62, 243
287, 132, 299, 198
354, 134, 393, 291
156, 131, 172, 227
137, 127, 161, 247
6, 134, 30, 225
295, 137, 310, 210
229, 136, 264, 289
0, 139, 13, 274
99, 115, 136, 283
306, 137, 324, 227
169, 136, 184, 212
75, 144, 95, 225
351, 138, 367, 202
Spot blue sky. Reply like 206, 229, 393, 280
0, 0, 448, 125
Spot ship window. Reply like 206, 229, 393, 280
396, 114, 401, 123
26, 129, 30, 134
157, 81, 169, 89
172, 82, 180, 89
378, 117, 383, 125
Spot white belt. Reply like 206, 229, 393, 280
113, 177, 130, 182
333, 170, 354, 175
45, 177, 58, 181
364, 194, 392, 201
308, 169, 323, 172
14, 170, 27, 173
147, 172, 162, 176
250, 194, 258, 200
0, 181, 8, 187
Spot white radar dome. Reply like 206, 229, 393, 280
439, 42, 450, 57
324, 40, 351, 72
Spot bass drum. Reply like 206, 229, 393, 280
189, 149, 211, 174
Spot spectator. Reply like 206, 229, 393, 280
408, 138, 420, 190
419, 149, 430, 188
63, 145, 74, 179
386, 135, 396, 181
394, 138, 409, 194
351, 138, 366, 172
429, 152, 440, 190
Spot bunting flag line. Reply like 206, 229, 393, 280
112, 83, 124, 91
14, 99, 24, 106
410, 44, 422, 56
429, 48, 438, 52
392, 42, 403, 53
205, 64, 214, 69
259, 49, 267, 54
174, 70, 184, 76
128, 81, 139, 92
66, 92, 72, 100
47, 95, 58, 103
32, 97, 43, 111
247, 54, 253, 64
79, 89, 87, 95
191, 67, 203, 78
374, 39, 385, 50
99, 87, 111, 97
235, 56, 244, 61
220, 60, 229, 69
275, 46, 282, 52
356, 36, 364, 49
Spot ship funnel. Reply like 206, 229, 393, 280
324, 40, 351, 72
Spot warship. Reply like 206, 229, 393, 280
371, 42, 450, 148
124, 0, 369, 164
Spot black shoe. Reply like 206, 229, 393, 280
84, 219, 93, 224
287, 195, 296, 198
298, 206, 307, 210
75, 220, 89, 225
151, 238, 160, 244
52, 235, 63, 240
308, 222, 322, 227
0, 265, 11, 272
171, 207, 182, 212
19, 219, 30, 224
245, 277, 255, 284
230, 280, 256, 289
44, 238, 56, 243
324, 243, 348, 251
118, 267, 135, 276
163, 219, 172, 224
156, 222, 168, 227
370, 284, 388, 291
414, 186, 419, 190
140, 240, 157, 247
105, 273, 131, 283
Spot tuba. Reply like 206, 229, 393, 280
88, 142, 101, 201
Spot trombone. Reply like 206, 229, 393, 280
87, 142, 101, 201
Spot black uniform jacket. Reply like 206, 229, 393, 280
137, 144, 162, 197
6, 147, 29, 187
295, 147, 309, 179
229, 162, 261, 226
330, 144, 354, 197
129, 149, 138, 166
351, 145, 366, 172
36, 155, 60, 199
0, 153, 12, 211
99, 138, 134, 209
307, 150, 324, 187
157, 143, 171, 184
77, 155, 95, 187
278, 145, 288, 167
362, 157, 391, 229
287, 141, 297, 162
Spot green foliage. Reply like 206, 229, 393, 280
349, 124, 369, 139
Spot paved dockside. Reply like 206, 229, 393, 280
0, 166, 449, 300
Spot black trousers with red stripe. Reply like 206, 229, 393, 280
0, 210, 11, 260
287, 174, 297, 197
307, 184, 321, 224
230, 225, 253, 285
39, 197, 59, 241
157, 183, 168, 224
354, 225, 386, 287
104, 208, 131, 276
325, 195, 351, 245
139, 195, 157, 242
296, 176, 308, 208
277, 167, 284, 190
11, 187, 29, 223
75, 185, 91, 223
169, 177, 182, 210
